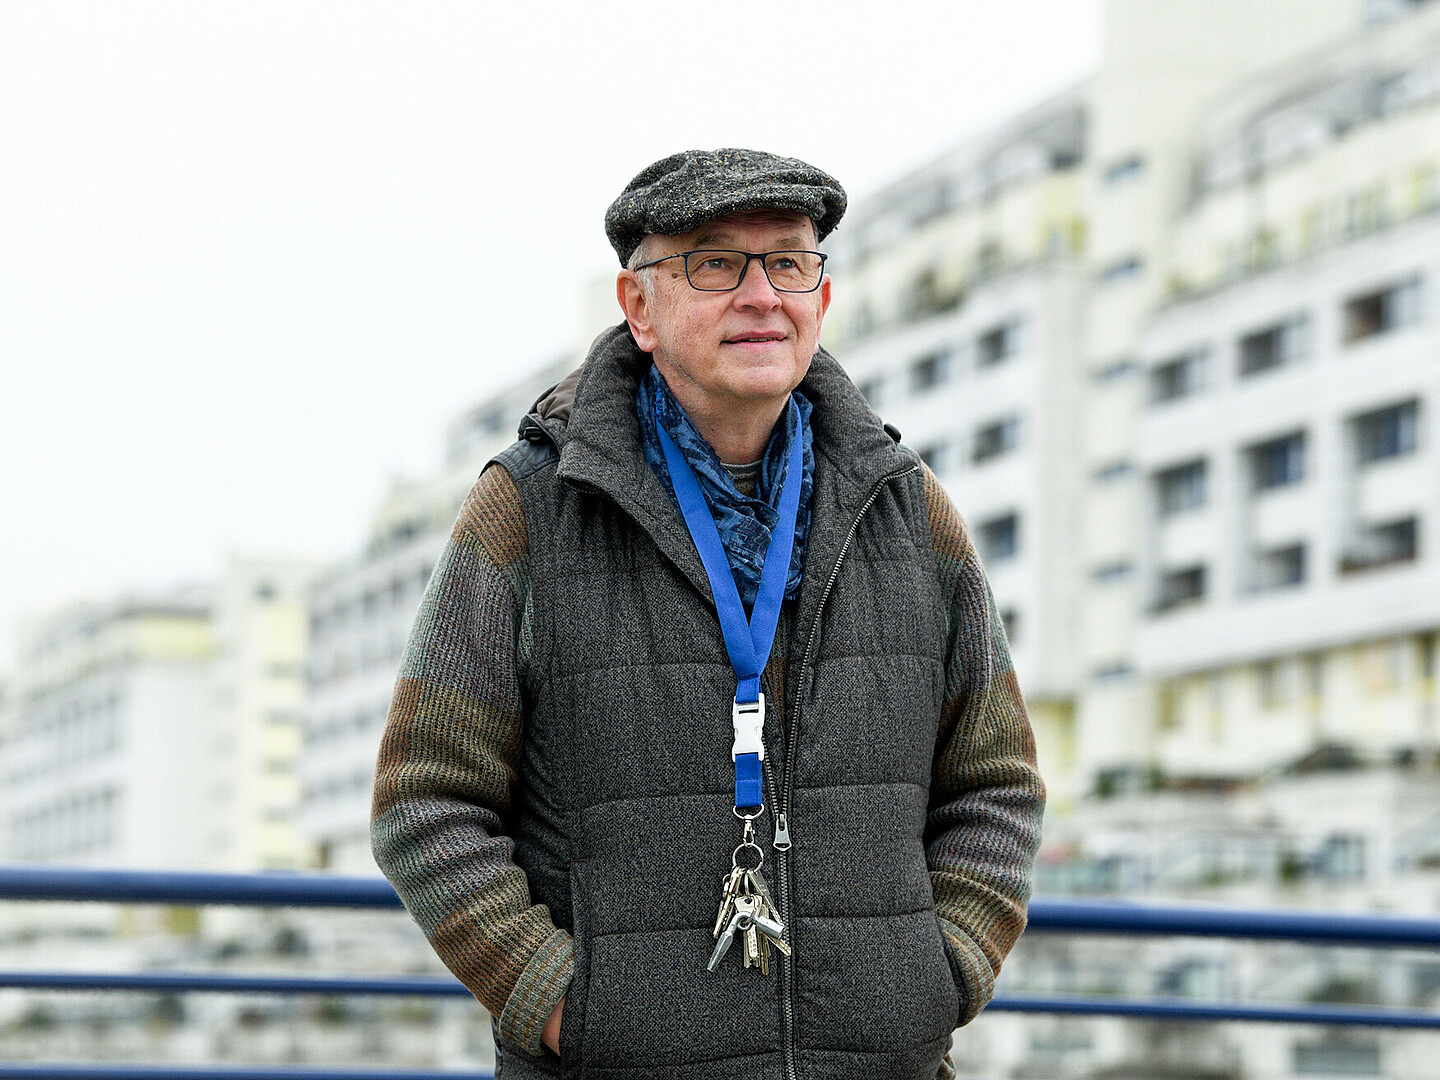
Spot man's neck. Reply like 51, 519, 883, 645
681, 397, 787, 464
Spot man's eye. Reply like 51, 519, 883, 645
769, 256, 799, 271
700, 256, 733, 270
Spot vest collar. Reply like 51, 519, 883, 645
545, 323, 913, 605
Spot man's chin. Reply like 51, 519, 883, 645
723, 369, 809, 408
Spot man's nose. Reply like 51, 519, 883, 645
732, 256, 782, 309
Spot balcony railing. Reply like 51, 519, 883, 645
1, 866, 1438, 1078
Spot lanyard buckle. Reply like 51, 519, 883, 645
732, 694, 766, 761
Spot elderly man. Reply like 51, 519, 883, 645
372, 148, 1044, 1080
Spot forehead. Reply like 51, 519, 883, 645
661, 210, 817, 251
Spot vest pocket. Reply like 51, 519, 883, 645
792, 909, 960, 1052
579, 925, 782, 1067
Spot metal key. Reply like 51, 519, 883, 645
741, 872, 787, 950
713, 865, 745, 937
751, 910, 786, 942
755, 918, 792, 957
707, 910, 745, 972
730, 895, 763, 971
745, 867, 776, 913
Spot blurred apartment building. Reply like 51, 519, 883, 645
823, 86, 1089, 811
0, 557, 491, 1072
826, 0, 1440, 807
0, 557, 313, 872
300, 357, 574, 873
827, 6, 1440, 1072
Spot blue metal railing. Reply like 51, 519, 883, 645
1, 865, 1438, 1079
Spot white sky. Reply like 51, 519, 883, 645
0, 0, 1102, 663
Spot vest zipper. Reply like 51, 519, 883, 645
775, 462, 918, 1080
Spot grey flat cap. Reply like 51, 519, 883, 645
605, 148, 847, 266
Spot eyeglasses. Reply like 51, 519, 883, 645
632, 249, 828, 293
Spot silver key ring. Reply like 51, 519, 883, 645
732, 840, 764, 873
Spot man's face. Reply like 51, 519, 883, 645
618, 211, 831, 424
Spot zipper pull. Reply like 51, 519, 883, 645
773, 811, 792, 851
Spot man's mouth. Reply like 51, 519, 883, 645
723, 332, 786, 344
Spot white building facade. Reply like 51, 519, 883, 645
2, 588, 217, 868
825, 90, 1089, 810
1, 555, 317, 872
1133, 4, 1440, 782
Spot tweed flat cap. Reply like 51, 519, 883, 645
605, 148, 847, 266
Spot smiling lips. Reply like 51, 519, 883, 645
723, 331, 786, 345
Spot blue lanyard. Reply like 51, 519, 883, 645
656, 398, 804, 812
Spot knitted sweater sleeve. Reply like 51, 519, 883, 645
371, 463, 571, 1057
919, 463, 1046, 1026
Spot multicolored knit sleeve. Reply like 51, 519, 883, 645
371, 463, 571, 1057
919, 463, 1046, 1027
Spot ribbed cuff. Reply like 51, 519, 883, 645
937, 916, 995, 1027
498, 928, 574, 1057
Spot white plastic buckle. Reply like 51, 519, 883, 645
731, 694, 766, 761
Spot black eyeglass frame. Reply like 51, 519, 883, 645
631, 249, 829, 293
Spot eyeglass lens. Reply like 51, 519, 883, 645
683, 251, 824, 292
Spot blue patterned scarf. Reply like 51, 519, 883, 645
637, 364, 814, 609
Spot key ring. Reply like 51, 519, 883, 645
732, 840, 764, 873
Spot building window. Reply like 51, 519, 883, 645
1098, 255, 1144, 284
1257, 660, 1290, 709
1155, 460, 1207, 517
1093, 359, 1138, 384
1093, 461, 1136, 483
1103, 154, 1146, 185
1344, 277, 1421, 343
1155, 681, 1179, 730
910, 350, 952, 392
1157, 565, 1207, 611
1248, 431, 1306, 490
976, 319, 1022, 367
1356, 639, 1404, 695
1341, 518, 1419, 572
998, 608, 1020, 644
917, 442, 949, 473
972, 416, 1022, 464
1252, 544, 1306, 591
977, 513, 1020, 563
1092, 561, 1134, 583
975, 239, 1003, 277
1318, 833, 1368, 883
1302, 652, 1324, 698
857, 377, 883, 406
905, 268, 962, 318
1292, 1037, 1380, 1078
1149, 348, 1208, 403
1353, 400, 1419, 464
1239, 315, 1309, 377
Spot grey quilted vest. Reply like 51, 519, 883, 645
492, 326, 956, 1080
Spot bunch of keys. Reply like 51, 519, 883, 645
707, 822, 791, 975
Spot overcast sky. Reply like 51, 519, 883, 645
0, 0, 1102, 662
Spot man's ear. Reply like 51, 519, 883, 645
617, 271, 660, 353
